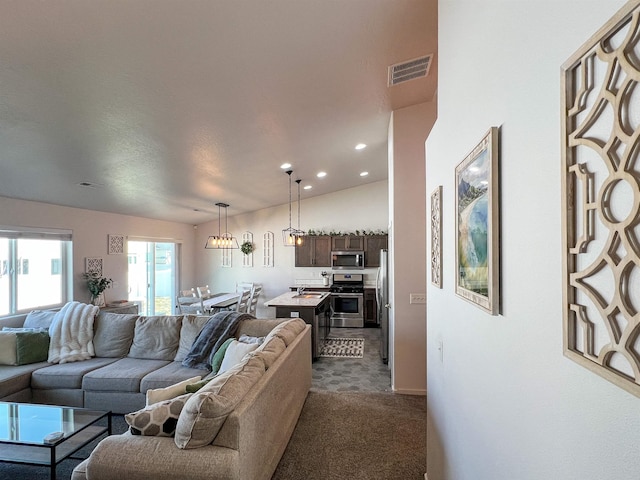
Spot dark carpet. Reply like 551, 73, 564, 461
0, 391, 425, 480
272, 390, 426, 480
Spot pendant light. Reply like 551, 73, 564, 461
205, 202, 239, 249
282, 170, 305, 246
295, 178, 304, 246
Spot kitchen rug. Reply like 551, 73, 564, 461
319, 338, 364, 358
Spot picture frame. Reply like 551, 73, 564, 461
85, 257, 103, 276
430, 185, 443, 288
454, 127, 499, 314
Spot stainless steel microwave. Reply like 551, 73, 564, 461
331, 251, 365, 270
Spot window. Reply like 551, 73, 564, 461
0, 227, 71, 316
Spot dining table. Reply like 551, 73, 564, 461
199, 292, 240, 313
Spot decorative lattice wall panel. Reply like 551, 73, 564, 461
561, 1, 640, 397
242, 231, 253, 267
263, 232, 274, 267
431, 186, 443, 288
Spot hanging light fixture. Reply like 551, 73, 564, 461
282, 170, 305, 246
205, 202, 239, 249
295, 178, 305, 246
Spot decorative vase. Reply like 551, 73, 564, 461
92, 292, 106, 307
323, 277, 329, 286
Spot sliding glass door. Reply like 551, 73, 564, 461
127, 241, 177, 316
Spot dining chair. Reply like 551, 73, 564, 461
176, 294, 201, 315
196, 285, 213, 300
235, 289, 252, 313
236, 282, 254, 293
247, 285, 262, 315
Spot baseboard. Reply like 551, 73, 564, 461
392, 387, 426, 396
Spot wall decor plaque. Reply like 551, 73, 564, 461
431, 186, 443, 288
561, 1, 640, 397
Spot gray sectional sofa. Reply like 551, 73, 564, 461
0, 309, 312, 480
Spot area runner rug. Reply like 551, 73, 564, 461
319, 337, 364, 358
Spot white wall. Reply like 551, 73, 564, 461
193, 181, 389, 318
426, 1, 638, 479
389, 101, 437, 394
0, 196, 196, 305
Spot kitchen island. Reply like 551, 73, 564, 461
265, 291, 330, 360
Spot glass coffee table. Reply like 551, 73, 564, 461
0, 402, 111, 480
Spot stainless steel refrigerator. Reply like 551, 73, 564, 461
376, 249, 389, 363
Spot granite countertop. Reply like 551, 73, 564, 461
264, 291, 331, 308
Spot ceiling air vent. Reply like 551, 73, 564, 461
388, 54, 432, 86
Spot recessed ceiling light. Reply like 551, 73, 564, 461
360, 171, 369, 177
304, 185, 312, 190
280, 163, 292, 169
355, 143, 367, 150
317, 172, 327, 178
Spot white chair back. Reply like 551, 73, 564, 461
176, 295, 201, 315
247, 285, 262, 315
235, 289, 252, 313
196, 285, 212, 300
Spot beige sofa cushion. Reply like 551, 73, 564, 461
128, 316, 182, 361
263, 318, 306, 346
174, 354, 265, 449
251, 335, 286, 369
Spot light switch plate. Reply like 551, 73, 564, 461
410, 293, 426, 304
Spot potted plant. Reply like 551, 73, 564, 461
240, 241, 254, 255
82, 272, 113, 307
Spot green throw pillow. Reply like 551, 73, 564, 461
210, 338, 235, 375
15, 331, 50, 365
186, 378, 212, 393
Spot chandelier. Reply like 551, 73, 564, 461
205, 202, 239, 249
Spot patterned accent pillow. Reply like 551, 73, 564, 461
126, 393, 192, 437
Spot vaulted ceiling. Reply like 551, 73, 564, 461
0, 0, 437, 224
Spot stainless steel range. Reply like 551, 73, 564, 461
330, 273, 364, 328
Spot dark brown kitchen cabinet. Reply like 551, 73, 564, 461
364, 235, 388, 267
295, 235, 331, 267
331, 235, 364, 251
364, 288, 378, 326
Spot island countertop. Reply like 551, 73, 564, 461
264, 291, 331, 308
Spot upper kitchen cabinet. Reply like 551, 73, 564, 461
331, 235, 364, 251
364, 235, 388, 267
295, 236, 332, 267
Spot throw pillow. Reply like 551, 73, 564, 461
23, 309, 57, 330
93, 312, 138, 357
0, 332, 17, 365
146, 376, 202, 406
238, 334, 265, 344
210, 338, 235, 375
174, 316, 210, 362
127, 316, 182, 361
126, 393, 192, 437
218, 340, 259, 375
15, 331, 50, 365
174, 355, 265, 449
186, 378, 212, 393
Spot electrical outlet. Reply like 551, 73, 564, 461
409, 293, 426, 304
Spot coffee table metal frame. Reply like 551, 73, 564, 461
0, 402, 111, 480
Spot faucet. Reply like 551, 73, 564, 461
297, 286, 304, 295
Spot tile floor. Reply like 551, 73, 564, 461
311, 327, 391, 392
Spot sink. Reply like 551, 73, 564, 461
293, 293, 326, 299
